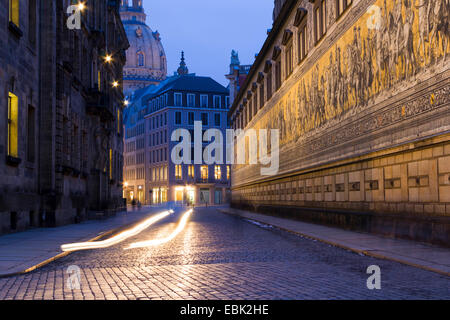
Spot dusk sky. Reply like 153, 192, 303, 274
143, 0, 274, 86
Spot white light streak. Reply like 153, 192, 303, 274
125, 209, 193, 250
60, 210, 172, 252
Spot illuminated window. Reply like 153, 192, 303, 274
7, 92, 19, 158
9, 0, 19, 27
175, 165, 182, 180
201, 166, 208, 180
97, 70, 101, 91
214, 166, 221, 180
188, 165, 195, 178
227, 166, 230, 180
337, 0, 352, 18
117, 109, 121, 134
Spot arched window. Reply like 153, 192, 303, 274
137, 52, 144, 66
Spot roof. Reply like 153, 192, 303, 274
123, 74, 229, 126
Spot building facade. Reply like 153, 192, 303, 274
124, 55, 231, 205
120, 0, 167, 96
0, 1, 129, 234
229, 0, 450, 245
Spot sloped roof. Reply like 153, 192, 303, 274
157, 74, 228, 95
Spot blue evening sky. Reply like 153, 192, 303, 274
143, 0, 274, 86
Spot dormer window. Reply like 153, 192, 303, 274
174, 93, 183, 106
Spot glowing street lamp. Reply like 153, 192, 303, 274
124, 100, 129, 106
77, 2, 86, 11
104, 54, 113, 63
112, 81, 119, 88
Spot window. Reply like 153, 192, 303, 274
27, 106, 36, 162
285, 43, 293, 78
214, 166, 221, 180
253, 93, 258, 117
266, 70, 272, 100
137, 52, 145, 66
259, 83, 265, 109
97, 70, 101, 91
201, 166, 208, 180
298, 22, 308, 63
225, 96, 230, 108
200, 95, 208, 108
175, 165, 183, 180
227, 166, 231, 180
9, 0, 19, 27
275, 56, 282, 91
188, 112, 194, 125
109, 149, 113, 180
337, 0, 352, 18
214, 113, 221, 126
28, 0, 37, 45
201, 113, 208, 126
314, 0, 327, 43
188, 165, 195, 178
175, 111, 182, 125
7, 92, 19, 158
187, 94, 195, 107
214, 95, 221, 108
117, 109, 121, 134
174, 93, 183, 106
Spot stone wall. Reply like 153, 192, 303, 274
230, 0, 450, 243
0, 1, 128, 235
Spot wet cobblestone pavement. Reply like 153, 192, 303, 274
0, 207, 449, 300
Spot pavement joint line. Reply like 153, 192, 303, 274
0, 216, 150, 279
218, 208, 450, 278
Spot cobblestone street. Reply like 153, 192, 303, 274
0, 207, 449, 300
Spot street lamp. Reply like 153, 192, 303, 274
124, 100, 129, 106
77, 2, 86, 11
112, 81, 119, 88
104, 54, 113, 63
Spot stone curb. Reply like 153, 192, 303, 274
218, 209, 450, 278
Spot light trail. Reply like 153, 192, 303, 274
125, 209, 193, 250
60, 210, 173, 252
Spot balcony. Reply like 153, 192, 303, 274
196, 177, 229, 185
86, 88, 114, 121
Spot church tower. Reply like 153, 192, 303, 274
120, 1, 168, 96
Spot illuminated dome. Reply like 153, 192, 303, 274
120, 0, 167, 95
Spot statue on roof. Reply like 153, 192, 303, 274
231, 50, 240, 66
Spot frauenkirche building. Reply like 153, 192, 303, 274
229, 0, 450, 244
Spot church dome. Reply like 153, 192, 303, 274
120, 1, 167, 95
